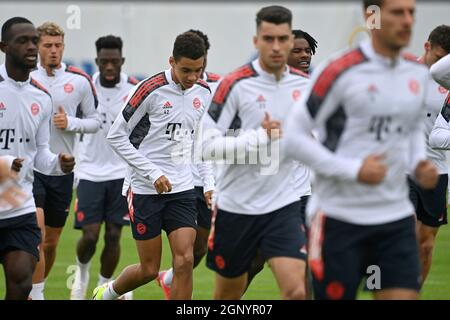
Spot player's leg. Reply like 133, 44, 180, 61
93, 192, 164, 299
30, 171, 47, 299
43, 174, 74, 278
3, 250, 37, 300
100, 222, 123, 279
164, 190, 198, 299
30, 207, 45, 299
415, 174, 447, 285
372, 216, 420, 300
100, 179, 129, 283
157, 187, 211, 298
206, 207, 259, 300
167, 227, 196, 299
261, 201, 307, 300
71, 179, 107, 298
309, 212, 366, 300
0, 213, 40, 300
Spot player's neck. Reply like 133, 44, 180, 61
170, 69, 186, 91
371, 38, 400, 60
100, 77, 119, 88
41, 62, 62, 77
5, 59, 30, 82
258, 58, 285, 81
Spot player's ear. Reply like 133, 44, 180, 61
95, 57, 99, 67
0, 41, 7, 54
121, 57, 125, 66
424, 41, 431, 52
169, 56, 176, 68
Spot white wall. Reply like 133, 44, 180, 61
1, 1, 449, 77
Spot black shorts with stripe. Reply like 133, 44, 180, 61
0, 213, 41, 260
309, 214, 420, 300
206, 201, 307, 278
74, 179, 129, 229
128, 189, 197, 240
33, 171, 74, 228
408, 174, 448, 227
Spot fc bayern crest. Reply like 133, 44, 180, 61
408, 79, 420, 95
31, 103, 40, 116
193, 97, 201, 109
64, 83, 74, 93
292, 89, 301, 101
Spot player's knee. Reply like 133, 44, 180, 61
281, 284, 306, 300
420, 237, 435, 258
139, 264, 159, 283
173, 253, 194, 274
7, 270, 33, 299
82, 229, 100, 246
193, 243, 207, 261
104, 228, 121, 246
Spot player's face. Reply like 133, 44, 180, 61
254, 21, 293, 73
170, 56, 204, 89
96, 48, 124, 86
0, 23, 38, 70
287, 38, 312, 73
371, 0, 415, 52
424, 42, 448, 68
38, 35, 64, 69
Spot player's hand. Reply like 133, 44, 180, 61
59, 153, 75, 174
357, 154, 387, 185
11, 158, 24, 174
261, 112, 282, 140
0, 159, 27, 208
204, 190, 213, 209
154, 175, 172, 194
53, 106, 68, 129
415, 160, 438, 190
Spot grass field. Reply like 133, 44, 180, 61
1, 196, 450, 300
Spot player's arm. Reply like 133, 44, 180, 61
430, 53, 450, 89
34, 98, 64, 174
284, 66, 384, 184
429, 100, 450, 150
107, 93, 164, 186
201, 86, 272, 163
65, 77, 101, 133
193, 117, 215, 193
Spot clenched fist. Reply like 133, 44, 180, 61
59, 153, 75, 174
154, 175, 172, 194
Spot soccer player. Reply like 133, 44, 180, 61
201, 6, 309, 300
29, 22, 100, 299
0, 17, 75, 300
408, 25, 450, 286
93, 31, 211, 300
156, 28, 218, 300
69, 35, 138, 300
284, 0, 438, 300
287, 29, 318, 74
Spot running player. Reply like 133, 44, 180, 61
408, 25, 450, 286
201, 6, 309, 300
0, 17, 74, 299
29, 22, 100, 300
93, 31, 211, 300
284, 0, 438, 299
70, 35, 138, 300
156, 29, 218, 300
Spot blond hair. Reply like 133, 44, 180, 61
37, 22, 65, 39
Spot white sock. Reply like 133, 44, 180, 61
98, 274, 112, 286
103, 281, 120, 300
76, 257, 90, 283
29, 281, 45, 300
163, 268, 173, 287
